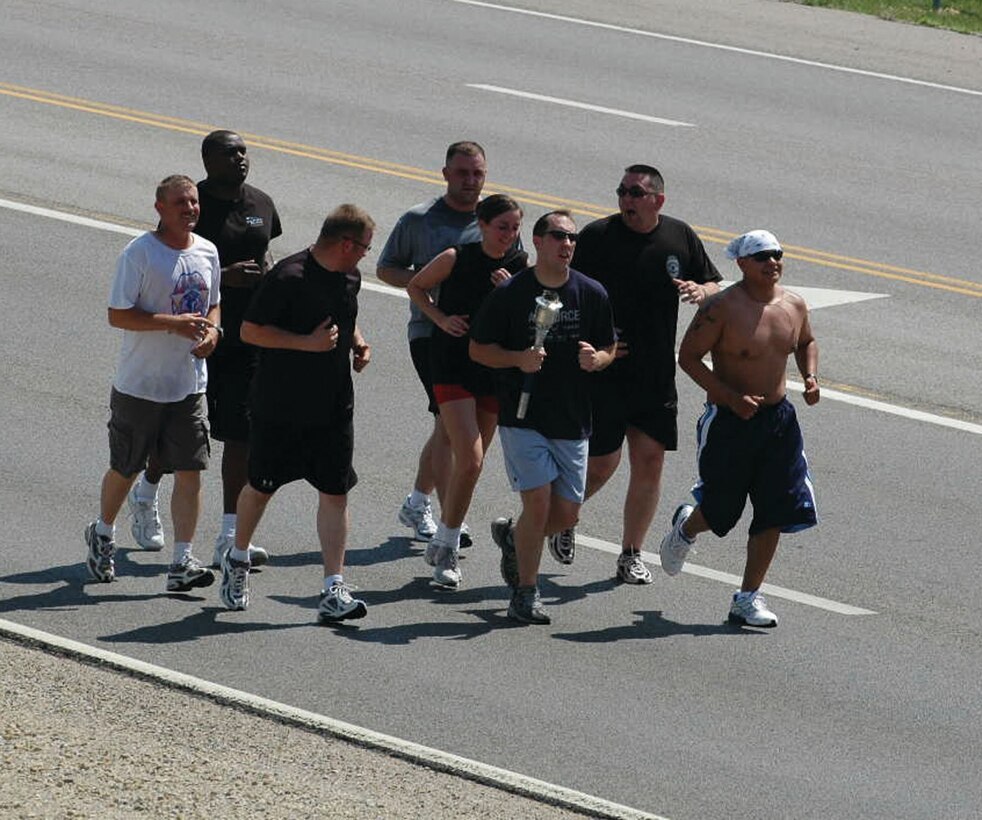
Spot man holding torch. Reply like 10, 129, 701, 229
470, 211, 616, 624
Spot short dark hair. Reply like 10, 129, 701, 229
532, 209, 574, 237
318, 204, 376, 244
201, 130, 241, 158
476, 193, 521, 224
624, 164, 664, 193
155, 174, 196, 202
445, 141, 486, 165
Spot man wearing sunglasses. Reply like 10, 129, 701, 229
659, 230, 820, 628
556, 164, 721, 585
470, 211, 616, 624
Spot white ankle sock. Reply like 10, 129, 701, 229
172, 541, 192, 565
95, 519, 114, 538
409, 489, 429, 508
135, 474, 158, 501
230, 546, 250, 563
324, 574, 343, 590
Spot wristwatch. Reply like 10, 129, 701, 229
214, 325, 224, 340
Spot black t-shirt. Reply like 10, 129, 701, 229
470, 267, 614, 440
572, 213, 721, 403
431, 242, 528, 391
244, 249, 359, 425
195, 180, 282, 349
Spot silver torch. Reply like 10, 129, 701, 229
516, 290, 563, 419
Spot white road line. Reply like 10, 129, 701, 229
578, 535, 875, 616
0, 618, 666, 820
454, 0, 982, 98
0, 197, 142, 236
467, 84, 695, 127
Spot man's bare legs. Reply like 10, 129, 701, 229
514, 486, 579, 587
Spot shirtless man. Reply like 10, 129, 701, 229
657, 230, 819, 628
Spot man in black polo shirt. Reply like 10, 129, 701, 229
218, 204, 374, 623
559, 164, 721, 585
127, 130, 281, 568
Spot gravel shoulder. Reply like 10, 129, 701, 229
0, 636, 590, 820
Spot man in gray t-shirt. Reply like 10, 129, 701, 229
377, 141, 486, 544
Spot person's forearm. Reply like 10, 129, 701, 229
377, 265, 414, 288
469, 341, 521, 369
240, 321, 310, 351
794, 340, 818, 379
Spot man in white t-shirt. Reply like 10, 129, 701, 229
84, 175, 222, 592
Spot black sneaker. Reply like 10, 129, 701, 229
507, 586, 550, 625
166, 555, 215, 592
547, 527, 575, 565
491, 517, 518, 589
84, 521, 116, 583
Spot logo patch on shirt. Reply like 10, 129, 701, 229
245, 216, 265, 227
666, 255, 681, 279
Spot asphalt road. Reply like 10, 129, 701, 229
1, 2, 980, 818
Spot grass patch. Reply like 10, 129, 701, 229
789, 0, 982, 34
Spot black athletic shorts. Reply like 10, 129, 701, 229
206, 350, 257, 443
248, 416, 357, 496
589, 381, 678, 457
409, 336, 439, 416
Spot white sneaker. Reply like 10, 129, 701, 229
219, 549, 250, 611
211, 533, 268, 569
659, 503, 695, 576
430, 539, 461, 589
728, 591, 778, 628
398, 496, 437, 540
126, 485, 164, 551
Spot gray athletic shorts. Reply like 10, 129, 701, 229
108, 388, 210, 477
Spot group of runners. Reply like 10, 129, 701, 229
84, 134, 819, 628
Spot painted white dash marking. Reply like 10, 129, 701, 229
468, 84, 696, 127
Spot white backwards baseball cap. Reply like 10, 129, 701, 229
725, 230, 782, 260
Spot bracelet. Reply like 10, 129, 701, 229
804, 372, 817, 381
214, 325, 224, 340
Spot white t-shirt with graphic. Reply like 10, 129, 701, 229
109, 231, 221, 402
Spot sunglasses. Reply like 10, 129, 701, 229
344, 236, 372, 252
750, 249, 783, 262
545, 229, 579, 243
616, 185, 654, 199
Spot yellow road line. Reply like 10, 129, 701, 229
2, 81, 979, 297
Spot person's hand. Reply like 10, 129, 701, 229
490, 268, 512, 287
517, 346, 546, 374
306, 317, 338, 352
353, 341, 371, 372
191, 325, 220, 358
729, 392, 766, 420
578, 341, 605, 372
674, 279, 708, 305
171, 313, 214, 342
222, 260, 263, 288
439, 314, 470, 337
803, 375, 820, 406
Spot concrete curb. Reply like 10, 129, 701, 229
0, 617, 666, 820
